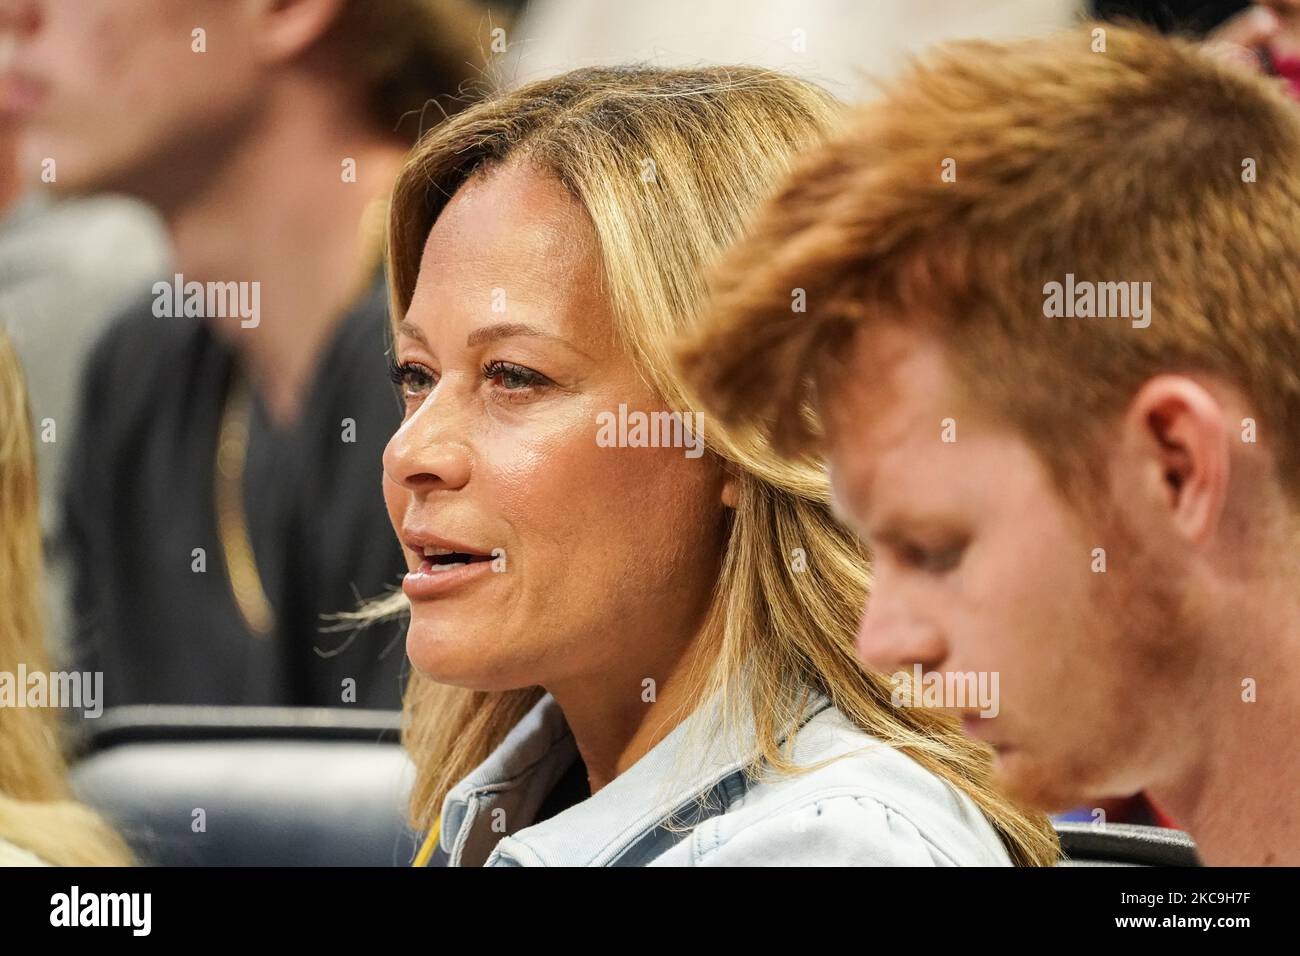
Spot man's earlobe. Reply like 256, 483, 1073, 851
1133, 375, 1230, 542
721, 474, 740, 509
251, 0, 347, 64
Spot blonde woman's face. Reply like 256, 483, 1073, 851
383, 162, 730, 692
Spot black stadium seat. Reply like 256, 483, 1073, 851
1055, 822, 1201, 866
70, 707, 1201, 866
70, 707, 417, 867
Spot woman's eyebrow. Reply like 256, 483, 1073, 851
397, 318, 599, 363
396, 319, 429, 346
395, 319, 551, 347
468, 322, 600, 363
465, 322, 549, 347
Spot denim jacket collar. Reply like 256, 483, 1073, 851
438, 685, 834, 867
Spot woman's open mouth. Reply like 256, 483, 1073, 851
401, 537, 498, 601
416, 546, 494, 573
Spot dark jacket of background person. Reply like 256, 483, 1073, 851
63, 275, 407, 708
0, 194, 171, 658
18, 0, 501, 711
1091, 0, 1249, 33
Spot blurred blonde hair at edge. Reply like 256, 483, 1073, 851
369, 65, 1059, 866
0, 329, 131, 866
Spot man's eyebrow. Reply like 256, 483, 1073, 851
868, 522, 904, 548
827, 480, 856, 528
827, 458, 877, 524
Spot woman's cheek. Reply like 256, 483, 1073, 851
380, 467, 412, 569
483, 399, 604, 489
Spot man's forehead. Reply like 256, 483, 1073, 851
818, 324, 951, 447
820, 323, 958, 512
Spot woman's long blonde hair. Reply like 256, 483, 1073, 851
0, 328, 130, 865
378, 66, 1059, 865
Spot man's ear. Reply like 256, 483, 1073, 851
245, 0, 347, 65
721, 465, 741, 509
1125, 374, 1230, 544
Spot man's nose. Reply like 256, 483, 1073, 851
0, 2, 42, 42
855, 584, 949, 675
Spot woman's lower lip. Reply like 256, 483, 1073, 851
402, 559, 495, 600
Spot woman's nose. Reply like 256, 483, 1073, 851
382, 399, 473, 493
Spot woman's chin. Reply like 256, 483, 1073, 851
405, 624, 519, 690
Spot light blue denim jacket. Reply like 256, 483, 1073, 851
429, 687, 1012, 866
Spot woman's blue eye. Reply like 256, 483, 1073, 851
388, 360, 436, 398
387, 359, 552, 404
484, 360, 549, 390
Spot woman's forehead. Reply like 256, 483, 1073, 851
403, 165, 617, 358
420, 163, 596, 286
